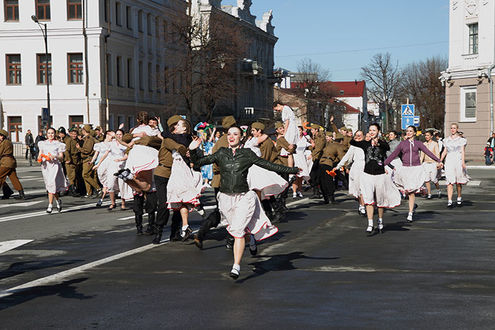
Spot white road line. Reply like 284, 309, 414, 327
0, 200, 112, 223
467, 180, 481, 186
0, 201, 43, 209
467, 166, 495, 170
0, 240, 33, 255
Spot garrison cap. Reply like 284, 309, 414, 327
167, 115, 182, 128
274, 121, 284, 129
0, 129, 8, 137
251, 122, 265, 131
221, 116, 236, 129
335, 133, 345, 140
311, 124, 321, 130
82, 124, 92, 133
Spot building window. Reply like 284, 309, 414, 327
138, 10, 143, 32
108, 114, 114, 130
104, 0, 109, 23
6, 54, 21, 85
127, 58, 133, 88
67, 53, 83, 84
156, 65, 160, 93
37, 53, 52, 84
126, 5, 132, 30
468, 23, 478, 55
128, 116, 135, 130
147, 13, 152, 36
115, 2, 121, 26
69, 115, 83, 128
36, 0, 51, 21
116, 56, 122, 86
38, 115, 53, 133
106, 54, 112, 86
117, 115, 125, 129
138, 61, 143, 90
148, 62, 152, 92
7, 116, 22, 142
460, 86, 477, 122
4, 0, 19, 21
155, 17, 160, 40
67, 0, 81, 20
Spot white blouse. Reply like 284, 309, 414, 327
38, 140, 66, 159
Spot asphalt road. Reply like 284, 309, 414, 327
0, 161, 494, 329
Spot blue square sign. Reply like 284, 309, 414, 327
401, 104, 415, 116
401, 115, 414, 130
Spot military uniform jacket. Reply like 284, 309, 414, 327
211, 134, 229, 188
64, 136, 81, 165
311, 132, 326, 161
319, 142, 346, 167
259, 138, 277, 162
274, 136, 295, 166
0, 139, 16, 168
80, 135, 96, 160
154, 138, 188, 179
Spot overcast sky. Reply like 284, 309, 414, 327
223, 0, 449, 81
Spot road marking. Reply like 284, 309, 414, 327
0, 240, 33, 254
467, 166, 495, 170
0, 201, 43, 209
0, 200, 112, 223
467, 180, 481, 186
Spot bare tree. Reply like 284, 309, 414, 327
290, 58, 339, 128
361, 53, 402, 131
163, 8, 247, 121
399, 56, 447, 131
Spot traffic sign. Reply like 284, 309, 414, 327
413, 116, 420, 127
401, 104, 415, 116
401, 115, 414, 130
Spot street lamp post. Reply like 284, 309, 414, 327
31, 15, 50, 120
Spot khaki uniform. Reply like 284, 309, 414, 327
80, 135, 99, 194
211, 134, 228, 188
154, 138, 188, 179
319, 141, 346, 201
0, 139, 23, 191
311, 132, 326, 161
274, 136, 295, 166
319, 142, 346, 167
64, 137, 81, 186
259, 138, 277, 162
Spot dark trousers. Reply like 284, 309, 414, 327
319, 164, 336, 200
154, 175, 181, 238
310, 160, 320, 188
197, 188, 222, 241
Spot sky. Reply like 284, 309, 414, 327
223, 0, 449, 81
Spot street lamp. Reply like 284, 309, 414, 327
31, 15, 50, 124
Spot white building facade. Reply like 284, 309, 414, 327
0, 0, 186, 141
441, 0, 495, 159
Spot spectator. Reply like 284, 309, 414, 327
484, 142, 493, 166
24, 129, 35, 160
487, 131, 495, 149
34, 131, 46, 159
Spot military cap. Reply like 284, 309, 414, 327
251, 122, 265, 131
221, 116, 236, 129
339, 126, 347, 132
274, 121, 284, 129
69, 126, 78, 132
167, 115, 182, 128
311, 124, 321, 130
335, 133, 345, 140
0, 129, 8, 137
95, 126, 102, 131
82, 124, 92, 133
325, 131, 334, 137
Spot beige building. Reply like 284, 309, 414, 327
441, 0, 495, 160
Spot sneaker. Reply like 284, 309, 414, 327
56, 200, 62, 213
46, 205, 53, 214
447, 201, 454, 208
297, 191, 304, 198
427, 194, 432, 199
406, 212, 413, 222
292, 192, 297, 199
181, 226, 192, 241
229, 266, 240, 280
457, 198, 463, 207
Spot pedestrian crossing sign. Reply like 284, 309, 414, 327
401, 104, 415, 116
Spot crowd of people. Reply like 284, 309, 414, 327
0, 102, 472, 279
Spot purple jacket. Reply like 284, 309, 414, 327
385, 139, 440, 167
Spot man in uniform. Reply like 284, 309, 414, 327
94, 126, 104, 142
65, 127, 82, 196
194, 115, 236, 249
0, 129, 25, 200
319, 132, 346, 204
78, 125, 100, 197
309, 124, 325, 198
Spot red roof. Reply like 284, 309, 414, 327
320, 81, 366, 98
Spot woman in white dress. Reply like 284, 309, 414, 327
440, 123, 470, 208
38, 127, 68, 213
421, 131, 441, 199
245, 122, 288, 200
273, 101, 298, 168
116, 111, 160, 193
292, 126, 312, 198
333, 130, 366, 216
91, 133, 112, 207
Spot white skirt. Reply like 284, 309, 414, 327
96, 160, 109, 189
360, 172, 401, 208
392, 165, 428, 194
294, 150, 311, 181
285, 120, 298, 145
348, 161, 364, 198
41, 160, 68, 194
105, 159, 123, 193
126, 144, 159, 175
445, 153, 470, 185
248, 165, 288, 200
422, 162, 439, 184
217, 190, 278, 241
167, 152, 203, 210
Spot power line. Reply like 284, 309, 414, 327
275, 40, 448, 58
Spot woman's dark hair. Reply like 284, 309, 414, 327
136, 111, 149, 124
407, 125, 417, 133
46, 127, 56, 134
369, 123, 381, 131
116, 129, 125, 135
149, 116, 158, 122
104, 130, 114, 136
389, 130, 398, 136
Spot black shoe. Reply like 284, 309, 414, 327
114, 169, 125, 177
194, 234, 203, 250
447, 201, 454, 209
181, 227, 192, 241
152, 229, 163, 244
229, 269, 239, 280
2, 184, 14, 200
96, 199, 103, 207
249, 245, 258, 256
15, 190, 26, 200
226, 236, 234, 250
323, 198, 329, 204
170, 232, 182, 242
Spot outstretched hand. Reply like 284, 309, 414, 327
189, 136, 202, 150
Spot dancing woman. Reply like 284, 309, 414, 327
292, 126, 312, 198
350, 123, 401, 234
273, 102, 297, 168
439, 123, 470, 208
385, 126, 442, 222
38, 127, 68, 213
189, 126, 299, 279
334, 130, 366, 216
421, 130, 441, 199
